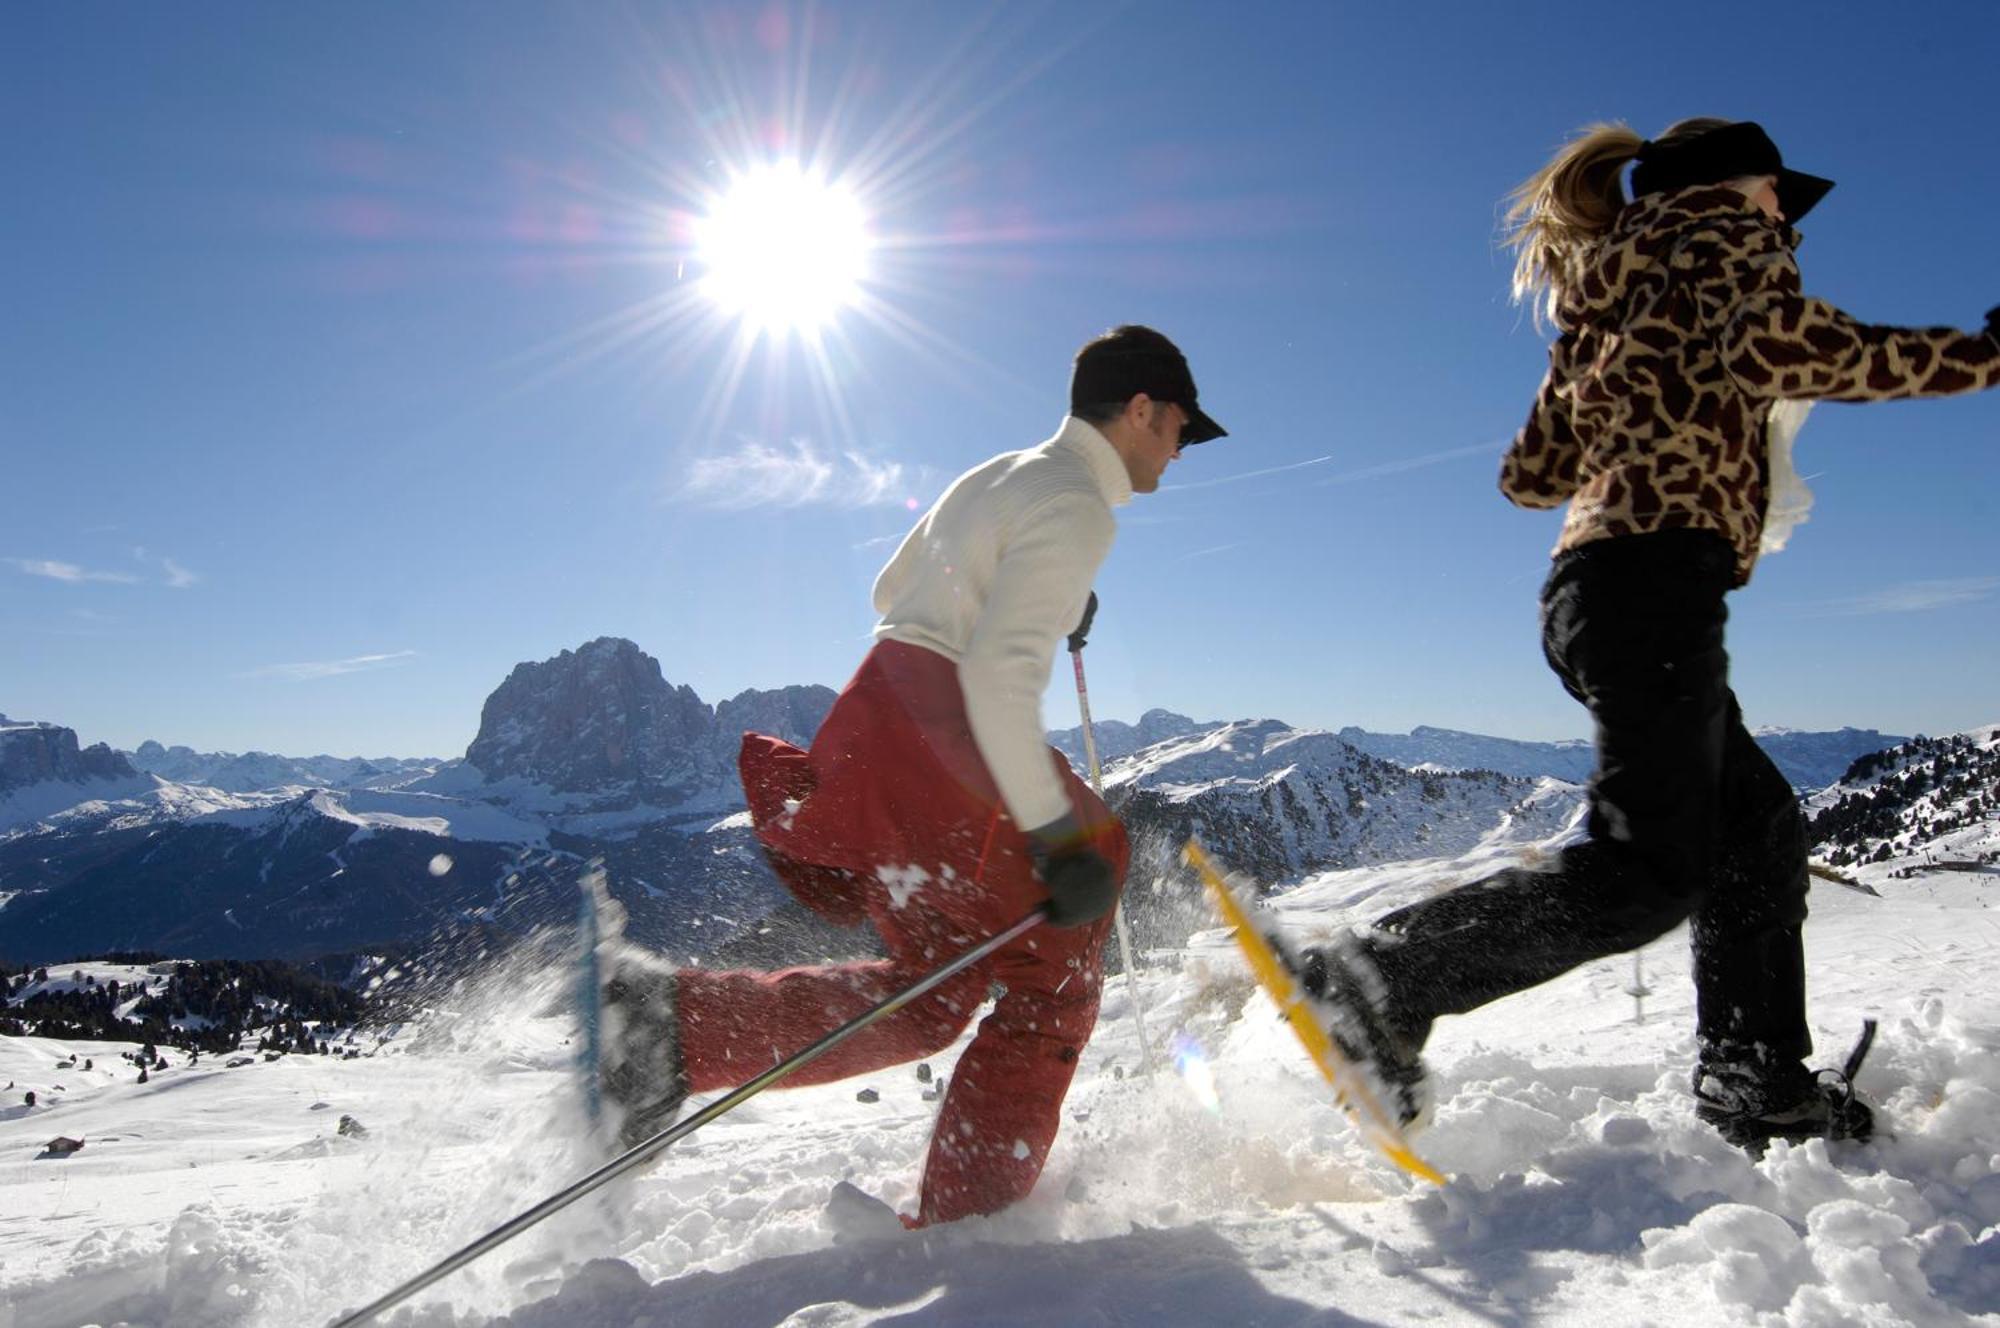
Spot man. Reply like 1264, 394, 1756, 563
602, 324, 1226, 1225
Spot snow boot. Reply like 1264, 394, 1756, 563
1297, 936, 1432, 1132
1693, 1019, 1876, 1152
600, 941, 689, 1151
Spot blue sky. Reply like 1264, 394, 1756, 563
5, 2, 1997, 759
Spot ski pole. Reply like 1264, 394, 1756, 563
1067, 595, 1156, 1077
327, 907, 1047, 1328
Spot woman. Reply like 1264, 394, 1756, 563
1307, 118, 2000, 1150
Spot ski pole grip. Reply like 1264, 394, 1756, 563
1066, 591, 1098, 654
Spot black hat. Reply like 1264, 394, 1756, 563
1069, 325, 1227, 446
1630, 121, 1834, 223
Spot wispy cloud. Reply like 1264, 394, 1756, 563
8, 551, 199, 588
678, 439, 915, 510
7, 557, 140, 584
240, 650, 420, 681
131, 546, 200, 588
1805, 576, 2000, 617
1172, 541, 1247, 563
1165, 439, 1504, 494
1166, 453, 1342, 493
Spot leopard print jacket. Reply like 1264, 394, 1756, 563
1500, 185, 2000, 585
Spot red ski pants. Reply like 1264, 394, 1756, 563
674, 641, 1129, 1225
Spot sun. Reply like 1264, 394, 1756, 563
692, 161, 871, 337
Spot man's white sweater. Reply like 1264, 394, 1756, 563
872, 416, 1131, 831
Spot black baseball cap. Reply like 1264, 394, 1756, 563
1630, 121, 1834, 223
1069, 325, 1227, 446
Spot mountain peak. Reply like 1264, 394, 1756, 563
463, 639, 835, 807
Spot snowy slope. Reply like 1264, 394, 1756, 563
3, 817, 1996, 1327
1805, 726, 2000, 875
0, 771, 162, 835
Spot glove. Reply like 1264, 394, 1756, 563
1066, 591, 1099, 654
1026, 812, 1119, 928
1984, 305, 2000, 347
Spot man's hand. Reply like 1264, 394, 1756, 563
1026, 812, 1119, 928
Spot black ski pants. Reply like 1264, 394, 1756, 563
1370, 529, 1812, 1070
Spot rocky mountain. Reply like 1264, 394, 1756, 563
1, 718, 140, 791
0, 719, 154, 832
460, 636, 834, 813
1806, 727, 2000, 872
125, 743, 440, 793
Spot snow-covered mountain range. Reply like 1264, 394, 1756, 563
1102, 720, 1585, 948
1056, 713, 1907, 792
124, 743, 441, 794
0, 642, 1967, 973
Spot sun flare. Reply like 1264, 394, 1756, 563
692, 161, 870, 336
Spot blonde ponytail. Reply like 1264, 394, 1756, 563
1503, 117, 1736, 326
1503, 123, 1645, 326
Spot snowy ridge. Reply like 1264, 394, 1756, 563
1105, 718, 1585, 891
125, 742, 443, 794
1048, 707, 1212, 767
1092, 714, 1905, 793
1750, 725, 1913, 792
1337, 723, 1599, 783
1, 779, 546, 847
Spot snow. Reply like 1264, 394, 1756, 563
320, 790, 548, 846
0, 779, 283, 839
3, 834, 1997, 1327
187, 787, 550, 846
8, 960, 172, 1004
398, 768, 706, 839
0, 773, 163, 833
